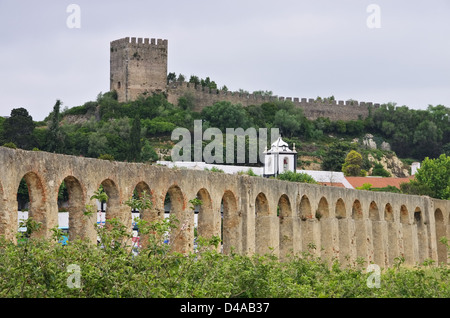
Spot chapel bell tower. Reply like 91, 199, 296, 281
263, 136, 297, 177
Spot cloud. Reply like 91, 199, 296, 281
0, 1, 449, 121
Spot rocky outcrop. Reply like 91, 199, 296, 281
368, 153, 410, 178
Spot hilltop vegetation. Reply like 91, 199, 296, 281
2, 89, 450, 198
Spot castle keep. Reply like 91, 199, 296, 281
110, 37, 380, 121
110, 37, 168, 103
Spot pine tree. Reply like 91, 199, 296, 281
47, 100, 64, 153
3, 108, 36, 150
128, 115, 141, 162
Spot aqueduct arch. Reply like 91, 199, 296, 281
221, 190, 240, 255
278, 194, 293, 260
0, 147, 448, 267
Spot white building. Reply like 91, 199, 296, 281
263, 136, 297, 177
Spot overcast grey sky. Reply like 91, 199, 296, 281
1, 0, 449, 121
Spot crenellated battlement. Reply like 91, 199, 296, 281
110, 36, 380, 120
167, 81, 380, 121
110, 37, 168, 50
169, 81, 380, 108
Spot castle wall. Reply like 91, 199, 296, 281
167, 81, 379, 121
110, 37, 380, 121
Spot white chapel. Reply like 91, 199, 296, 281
263, 136, 298, 177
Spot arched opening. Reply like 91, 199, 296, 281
369, 201, 384, 266
318, 197, 336, 263
335, 198, 350, 265
298, 195, 314, 254
299, 195, 312, 220
384, 203, 398, 266
196, 188, 216, 251
335, 198, 346, 219
128, 181, 152, 252
352, 200, 367, 262
58, 176, 85, 244
352, 200, 363, 220
17, 172, 47, 239
317, 197, 330, 219
98, 179, 120, 222
414, 207, 428, 263
93, 179, 121, 246
400, 205, 414, 265
222, 190, 240, 255
369, 201, 380, 221
255, 192, 272, 255
435, 209, 447, 264
278, 194, 293, 259
163, 185, 188, 254
384, 204, 394, 222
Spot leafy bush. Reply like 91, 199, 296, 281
277, 171, 317, 184
98, 154, 115, 161
372, 163, 391, 177
0, 188, 449, 299
204, 166, 224, 173
1, 220, 448, 298
2, 142, 17, 149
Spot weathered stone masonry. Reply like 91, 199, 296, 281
0, 147, 448, 267
110, 37, 380, 121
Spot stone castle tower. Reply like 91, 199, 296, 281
110, 37, 168, 103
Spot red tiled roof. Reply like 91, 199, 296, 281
319, 182, 347, 188
345, 176, 414, 189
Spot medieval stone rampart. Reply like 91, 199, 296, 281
167, 81, 379, 121
0, 147, 448, 267
111, 37, 381, 121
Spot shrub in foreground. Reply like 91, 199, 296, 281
0, 216, 448, 298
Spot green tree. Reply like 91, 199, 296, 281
0, 117, 5, 145
414, 154, 450, 200
3, 108, 36, 150
412, 120, 442, 160
167, 72, 177, 83
189, 75, 200, 88
178, 92, 195, 111
277, 171, 317, 184
46, 100, 65, 153
372, 163, 391, 177
342, 150, 364, 176
141, 139, 158, 163
128, 115, 141, 162
400, 179, 433, 197
322, 141, 354, 172
201, 101, 252, 131
273, 109, 300, 138
260, 102, 278, 124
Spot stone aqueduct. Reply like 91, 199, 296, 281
0, 147, 449, 267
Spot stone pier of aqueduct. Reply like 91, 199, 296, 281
0, 147, 448, 267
